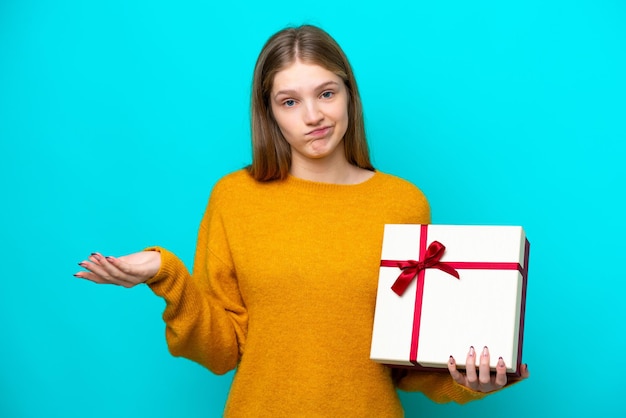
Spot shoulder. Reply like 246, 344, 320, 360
371, 171, 431, 223
204, 169, 258, 209
374, 171, 429, 200
212, 169, 256, 194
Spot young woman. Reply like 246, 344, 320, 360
75, 24, 529, 417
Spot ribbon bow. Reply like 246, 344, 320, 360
380, 241, 460, 296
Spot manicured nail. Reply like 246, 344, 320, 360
498, 357, 504, 366
73, 273, 80, 277
469, 346, 475, 356
449, 356, 455, 365
482, 346, 489, 357
78, 262, 85, 267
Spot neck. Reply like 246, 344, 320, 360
290, 153, 372, 185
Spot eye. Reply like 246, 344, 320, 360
283, 99, 296, 107
321, 91, 334, 99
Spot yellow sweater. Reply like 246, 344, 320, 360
147, 169, 486, 417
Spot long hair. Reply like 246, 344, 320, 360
247, 25, 374, 182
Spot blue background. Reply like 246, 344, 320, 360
1, 1, 624, 417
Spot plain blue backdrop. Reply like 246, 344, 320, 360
1, 1, 625, 417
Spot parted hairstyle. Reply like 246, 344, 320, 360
247, 25, 375, 182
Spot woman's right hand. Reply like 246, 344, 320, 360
75, 251, 161, 288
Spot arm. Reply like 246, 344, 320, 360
145, 196, 247, 374
75, 194, 247, 375
145, 230, 246, 374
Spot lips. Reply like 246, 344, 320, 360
306, 126, 332, 137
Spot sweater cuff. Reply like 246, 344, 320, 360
449, 380, 489, 403
143, 246, 182, 286
446, 374, 525, 404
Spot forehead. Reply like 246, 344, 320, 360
271, 60, 342, 93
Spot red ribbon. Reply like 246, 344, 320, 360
380, 241, 460, 296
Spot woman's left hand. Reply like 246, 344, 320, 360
448, 346, 530, 392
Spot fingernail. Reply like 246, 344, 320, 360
449, 356, 455, 365
469, 346, 475, 356
498, 357, 504, 366
482, 346, 489, 357
78, 262, 85, 267
73, 273, 80, 277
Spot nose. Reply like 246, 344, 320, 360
303, 101, 323, 125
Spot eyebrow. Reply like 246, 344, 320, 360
273, 81, 341, 99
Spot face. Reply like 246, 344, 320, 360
270, 60, 349, 167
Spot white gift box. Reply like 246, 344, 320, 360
370, 224, 529, 376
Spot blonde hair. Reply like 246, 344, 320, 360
247, 25, 374, 181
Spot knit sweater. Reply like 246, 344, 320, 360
146, 169, 486, 417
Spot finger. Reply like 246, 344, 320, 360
76, 262, 117, 285
105, 255, 140, 276
92, 253, 142, 285
478, 346, 491, 385
520, 363, 530, 378
494, 356, 508, 387
77, 257, 132, 286
73, 269, 122, 286
77, 258, 110, 278
105, 255, 154, 284
79, 253, 110, 274
507, 363, 530, 381
88, 253, 104, 266
465, 346, 478, 389
447, 356, 465, 385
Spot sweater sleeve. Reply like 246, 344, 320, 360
395, 370, 487, 404
144, 194, 247, 375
